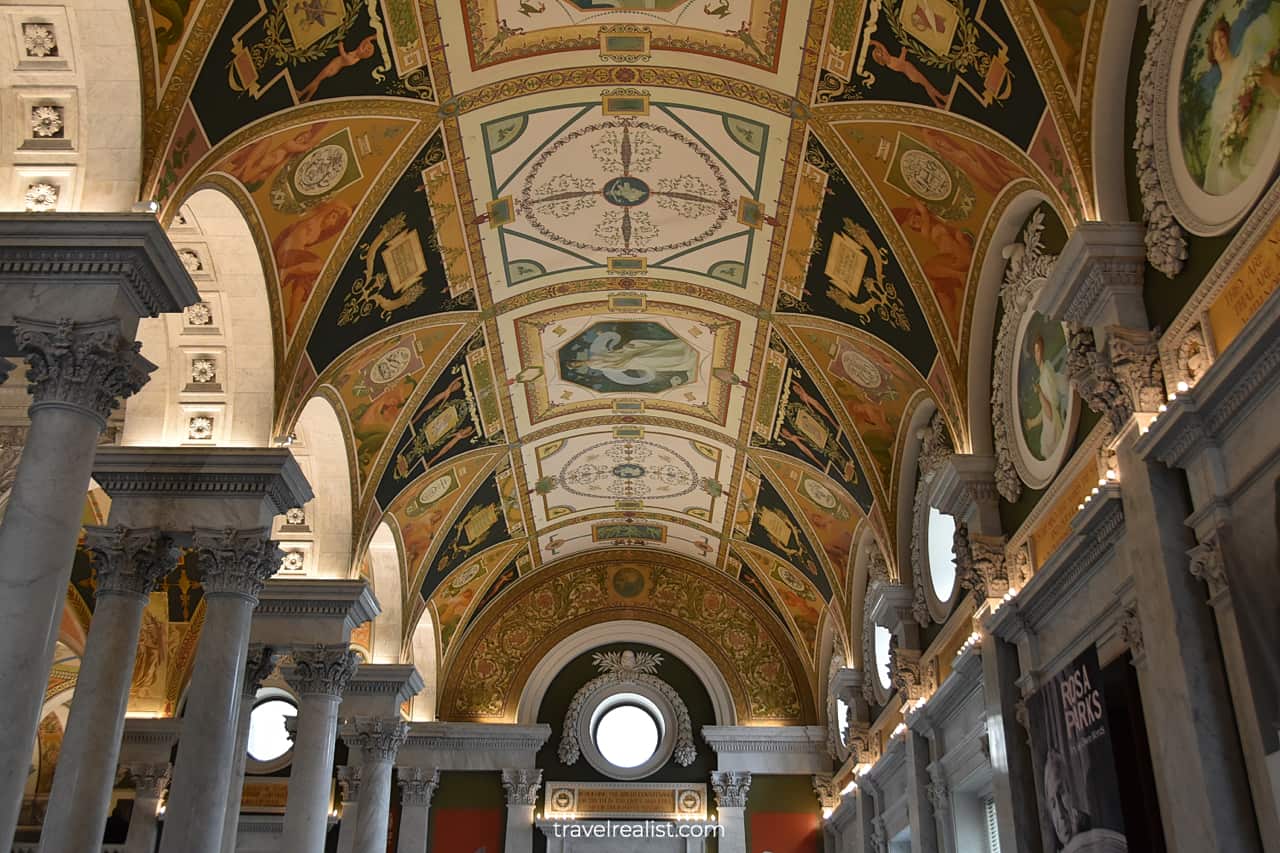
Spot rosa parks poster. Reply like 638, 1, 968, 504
1027, 647, 1128, 853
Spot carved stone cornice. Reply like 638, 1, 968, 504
397, 767, 440, 807
283, 643, 360, 698
343, 716, 409, 763
709, 770, 751, 807
501, 768, 543, 806
1037, 222, 1148, 327
90, 447, 313, 519
0, 213, 199, 319
930, 454, 999, 524
122, 762, 170, 800
812, 774, 841, 812
402, 722, 552, 755
83, 526, 178, 598
190, 527, 282, 602
15, 318, 154, 427
336, 765, 361, 801
242, 644, 281, 699
867, 582, 914, 631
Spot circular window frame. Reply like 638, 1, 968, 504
861, 590, 893, 706
577, 682, 677, 780
244, 688, 298, 775
924, 506, 959, 614
911, 457, 959, 623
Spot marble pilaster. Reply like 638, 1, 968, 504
335, 766, 362, 853
280, 643, 360, 853
220, 643, 283, 853
395, 768, 439, 853
501, 769, 542, 853
121, 763, 170, 853
0, 215, 196, 849
709, 770, 750, 853
39, 527, 178, 853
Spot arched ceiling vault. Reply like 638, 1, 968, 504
131, 0, 1107, 701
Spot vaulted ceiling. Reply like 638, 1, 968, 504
133, 0, 1103, 717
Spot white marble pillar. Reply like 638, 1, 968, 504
0, 320, 153, 846
395, 768, 438, 853
159, 529, 284, 853
220, 644, 282, 853
122, 763, 171, 853
501, 769, 542, 853
343, 718, 408, 853
280, 644, 360, 853
710, 770, 750, 853
335, 766, 362, 853
39, 527, 178, 853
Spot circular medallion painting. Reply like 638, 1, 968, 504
1011, 308, 1078, 488
1166, 0, 1280, 234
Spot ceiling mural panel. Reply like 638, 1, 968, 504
124, 0, 1115, 706
461, 90, 788, 301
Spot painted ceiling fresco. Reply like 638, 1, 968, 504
134, 0, 1105, 717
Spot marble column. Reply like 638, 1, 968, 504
0, 320, 153, 845
39, 527, 178, 853
501, 769, 542, 853
159, 529, 285, 853
710, 770, 750, 853
395, 768, 439, 853
121, 763, 171, 853
335, 766, 362, 853
980, 632, 1042, 853
343, 718, 409, 853
220, 644, 282, 853
280, 643, 360, 853
904, 728, 939, 853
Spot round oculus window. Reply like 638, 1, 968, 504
927, 507, 958, 602
874, 625, 894, 690
594, 701, 660, 768
246, 698, 297, 763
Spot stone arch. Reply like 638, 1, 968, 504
1090, 0, 1143, 222
516, 620, 736, 726
407, 603, 438, 721
122, 188, 274, 447
364, 520, 403, 664
285, 395, 353, 578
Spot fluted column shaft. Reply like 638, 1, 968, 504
281, 644, 359, 853
220, 644, 281, 853
344, 718, 408, 853
0, 319, 153, 847
160, 529, 283, 853
121, 763, 171, 853
39, 528, 177, 853
395, 769, 438, 853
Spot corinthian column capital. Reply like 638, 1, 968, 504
397, 767, 440, 807
242, 643, 282, 698
342, 716, 409, 762
15, 317, 154, 427
710, 770, 751, 808
83, 526, 178, 599
122, 762, 171, 800
283, 643, 359, 697
501, 768, 542, 806
190, 527, 282, 603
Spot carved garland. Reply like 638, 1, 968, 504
909, 412, 954, 623
990, 208, 1061, 501
557, 651, 696, 768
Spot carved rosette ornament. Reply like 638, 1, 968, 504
910, 413, 954, 622
83, 526, 179, 599
344, 716, 409, 762
285, 643, 360, 697
336, 765, 361, 801
398, 767, 440, 807
501, 769, 543, 806
812, 774, 842, 812
991, 211, 1061, 500
191, 527, 284, 602
16, 318, 155, 428
710, 770, 751, 808
123, 763, 171, 800
242, 644, 281, 698
1187, 533, 1229, 603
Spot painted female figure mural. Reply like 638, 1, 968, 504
1020, 331, 1070, 461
